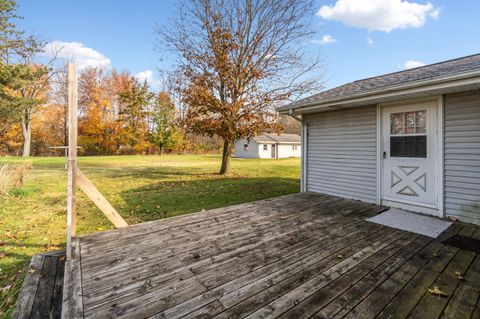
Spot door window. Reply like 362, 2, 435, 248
390, 110, 427, 158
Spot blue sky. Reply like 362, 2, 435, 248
17, 0, 480, 89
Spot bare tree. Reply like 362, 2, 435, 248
157, 0, 323, 174
49, 64, 69, 146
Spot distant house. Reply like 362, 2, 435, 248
234, 133, 301, 159
278, 53, 480, 225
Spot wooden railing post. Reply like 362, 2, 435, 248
66, 63, 78, 261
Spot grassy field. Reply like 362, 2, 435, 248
0, 154, 300, 317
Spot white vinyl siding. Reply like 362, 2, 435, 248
444, 91, 480, 224
234, 139, 261, 158
277, 144, 301, 158
305, 105, 377, 203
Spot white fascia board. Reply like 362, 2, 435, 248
278, 72, 480, 115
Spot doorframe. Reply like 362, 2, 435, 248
376, 96, 444, 217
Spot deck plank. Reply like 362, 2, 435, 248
408, 249, 476, 319
241, 228, 405, 319
61, 239, 84, 319
11, 254, 45, 319
12, 251, 66, 319
54, 193, 479, 319
312, 235, 432, 318
30, 255, 59, 318
374, 225, 478, 319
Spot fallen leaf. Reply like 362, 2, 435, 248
455, 271, 465, 280
0, 253, 5, 259
433, 250, 440, 257
428, 286, 448, 297
45, 245, 59, 251
0, 284, 12, 292
336, 255, 344, 259
4, 233, 16, 239
28, 269, 36, 274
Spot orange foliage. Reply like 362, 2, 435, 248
30, 103, 66, 155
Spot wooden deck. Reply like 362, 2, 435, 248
12, 250, 65, 319
25, 192, 480, 318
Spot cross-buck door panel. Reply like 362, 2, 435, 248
382, 102, 438, 210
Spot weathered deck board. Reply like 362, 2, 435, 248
52, 192, 480, 318
12, 251, 65, 319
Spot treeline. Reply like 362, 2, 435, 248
0, 0, 221, 157
0, 66, 223, 156
0, 63, 299, 157
0, 0, 303, 160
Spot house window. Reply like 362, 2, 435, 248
292, 145, 297, 151
390, 110, 427, 158
263, 144, 268, 151
243, 144, 248, 151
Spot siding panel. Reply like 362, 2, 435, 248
305, 105, 377, 203
444, 91, 480, 225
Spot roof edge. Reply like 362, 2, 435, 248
278, 69, 480, 114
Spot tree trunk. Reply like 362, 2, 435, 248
159, 144, 163, 156
21, 112, 31, 158
219, 139, 232, 175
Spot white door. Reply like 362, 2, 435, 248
381, 101, 440, 214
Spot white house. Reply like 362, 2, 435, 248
279, 54, 480, 225
234, 133, 301, 159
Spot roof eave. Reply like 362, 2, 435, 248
278, 71, 480, 115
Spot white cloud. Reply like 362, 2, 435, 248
42, 41, 111, 70
404, 60, 426, 69
366, 37, 374, 44
317, 0, 439, 32
312, 35, 338, 45
135, 69, 161, 90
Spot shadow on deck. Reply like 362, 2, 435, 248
14, 193, 480, 318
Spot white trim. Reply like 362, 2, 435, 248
437, 95, 445, 217
382, 197, 438, 209
301, 121, 308, 192
376, 104, 382, 205
382, 199, 440, 216
377, 96, 444, 217
280, 74, 480, 114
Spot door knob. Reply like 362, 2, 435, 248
383, 151, 387, 159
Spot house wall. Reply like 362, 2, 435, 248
258, 143, 273, 158
234, 139, 260, 158
277, 144, 301, 158
304, 105, 378, 203
444, 91, 480, 224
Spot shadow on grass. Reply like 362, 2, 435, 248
119, 176, 300, 224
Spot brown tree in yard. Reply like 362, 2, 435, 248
157, 0, 323, 174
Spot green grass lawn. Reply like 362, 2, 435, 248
0, 154, 300, 317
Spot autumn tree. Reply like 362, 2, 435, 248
0, 0, 54, 157
0, 62, 50, 156
149, 91, 181, 154
117, 78, 153, 154
157, 0, 322, 174
78, 67, 123, 154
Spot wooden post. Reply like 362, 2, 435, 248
66, 63, 78, 261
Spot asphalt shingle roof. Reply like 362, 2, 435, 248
288, 53, 480, 109
253, 133, 301, 144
